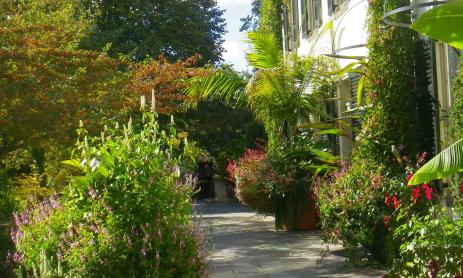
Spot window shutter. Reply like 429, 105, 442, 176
313, 0, 323, 29
349, 73, 362, 130
291, 0, 300, 47
301, 0, 308, 37
327, 0, 333, 16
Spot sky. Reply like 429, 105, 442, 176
217, 0, 252, 72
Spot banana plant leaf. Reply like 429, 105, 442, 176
411, 1, 463, 50
408, 138, 463, 186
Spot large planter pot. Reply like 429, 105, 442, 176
274, 190, 319, 231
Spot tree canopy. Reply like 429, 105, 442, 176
240, 0, 283, 48
80, 0, 226, 63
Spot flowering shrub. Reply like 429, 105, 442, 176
10, 111, 206, 277
227, 147, 275, 213
314, 153, 434, 264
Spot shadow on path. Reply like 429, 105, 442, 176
196, 201, 385, 278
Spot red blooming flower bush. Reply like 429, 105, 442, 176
226, 146, 299, 214
226, 147, 275, 213
314, 153, 435, 264
10, 112, 206, 276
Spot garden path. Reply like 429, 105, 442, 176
196, 201, 385, 278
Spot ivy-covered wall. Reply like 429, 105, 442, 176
259, 0, 283, 48
450, 57, 463, 141
354, 0, 419, 168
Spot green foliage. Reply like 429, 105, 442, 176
186, 66, 248, 106
240, 0, 283, 49
0, 0, 129, 189
246, 32, 282, 69
408, 139, 463, 185
314, 159, 434, 264
355, 0, 419, 167
187, 32, 334, 151
227, 148, 275, 214
177, 101, 265, 177
258, 0, 283, 49
390, 206, 463, 277
450, 57, 463, 141
407, 58, 463, 185
80, 0, 226, 63
11, 111, 206, 277
411, 1, 463, 50
240, 0, 261, 32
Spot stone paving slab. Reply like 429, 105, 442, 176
195, 202, 385, 278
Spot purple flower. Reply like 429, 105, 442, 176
50, 195, 61, 209
90, 222, 99, 234
8, 251, 23, 264
88, 188, 98, 199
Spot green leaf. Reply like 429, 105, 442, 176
356, 75, 365, 106
95, 166, 110, 178
304, 164, 338, 175
411, 1, 463, 50
62, 159, 81, 168
408, 138, 463, 185
315, 128, 346, 136
308, 147, 340, 164
327, 62, 360, 79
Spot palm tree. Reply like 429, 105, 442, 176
186, 31, 339, 152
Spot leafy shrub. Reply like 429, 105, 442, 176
390, 205, 463, 277
227, 143, 317, 216
10, 111, 206, 277
227, 147, 275, 213
314, 154, 434, 264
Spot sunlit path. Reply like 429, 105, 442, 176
197, 202, 385, 278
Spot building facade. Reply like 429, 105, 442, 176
282, 0, 461, 160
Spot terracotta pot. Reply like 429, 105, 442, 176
275, 190, 319, 231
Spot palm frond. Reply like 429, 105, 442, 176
246, 32, 282, 69
184, 66, 248, 106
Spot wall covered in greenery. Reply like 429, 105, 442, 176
315, 0, 440, 266
354, 0, 419, 167
450, 57, 463, 141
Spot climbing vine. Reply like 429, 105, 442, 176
354, 0, 419, 168
450, 57, 463, 141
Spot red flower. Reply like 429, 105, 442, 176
383, 216, 390, 227
422, 183, 433, 200
412, 186, 420, 201
384, 193, 391, 206
460, 182, 463, 193
406, 173, 414, 182
392, 195, 400, 210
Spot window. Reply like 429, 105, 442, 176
282, 4, 291, 52
312, 0, 323, 30
328, 0, 346, 16
303, 0, 322, 35
301, 0, 309, 37
291, 0, 300, 48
